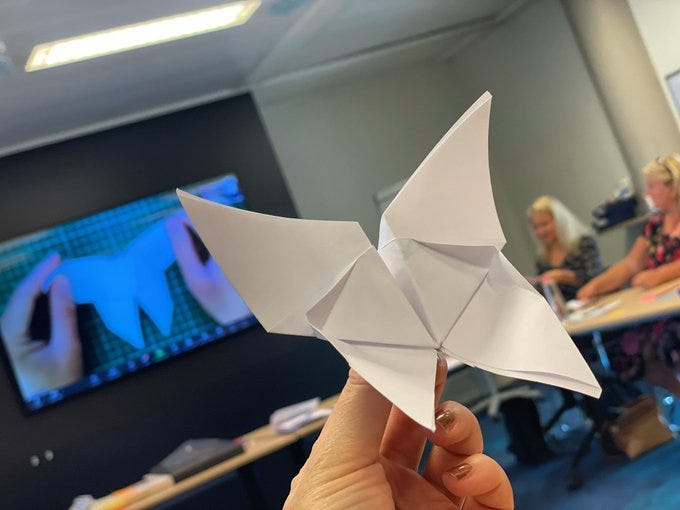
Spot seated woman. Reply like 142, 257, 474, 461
528, 195, 603, 301
578, 153, 680, 396
501, 196, 603, 465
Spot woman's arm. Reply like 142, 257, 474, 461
631, 259, 680, 289
539, 268, 578, 286
577, 236, 648, 299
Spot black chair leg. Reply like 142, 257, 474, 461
566, 423, 597, 491
542, 390, 578, 434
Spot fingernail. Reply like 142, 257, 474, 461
51, 276, 73, 301
447, 463, 472, 480
435, 408, 455, 430
437, 351, 447, 368
43, 252, 60, 266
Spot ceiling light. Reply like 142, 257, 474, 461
25, 0, 261, 72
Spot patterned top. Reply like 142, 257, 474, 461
643, 213, 680, 269
535, 235, 602, 301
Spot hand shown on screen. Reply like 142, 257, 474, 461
284, 358, 514, 510
166, 212, 250, 324
0, 253, 83, 398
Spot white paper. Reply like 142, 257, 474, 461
177, 92, 601, 430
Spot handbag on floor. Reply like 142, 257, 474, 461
609, 395, 674, 459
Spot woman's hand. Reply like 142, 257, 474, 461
284, 357, 513, 509
0, 253, 83, 397
166, 212, 251, 324
539, 269, 576, 285
576, 279, 600, 300
630, 269, 663, 289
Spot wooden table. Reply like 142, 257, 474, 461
123, 359, 479, 509
117, 360, 508, 509
562, 277, 680, 369
127, 395, 338, 510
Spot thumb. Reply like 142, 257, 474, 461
1, 253, 61, 344
312, 370, 392, 467
48, 276, 80, 358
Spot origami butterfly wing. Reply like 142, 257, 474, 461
177, 191, 440, 429
124, 220, 175, 337
377, 92, 600, 397
379, 92, 505, 251
377, 93, 504, 342
44, 256, 146, 348
442, 250, 600, 396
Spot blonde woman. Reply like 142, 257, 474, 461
577, 154, 680, 394
528, 195, 602, 301
579, 153, 680, 298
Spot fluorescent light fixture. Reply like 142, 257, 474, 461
25, 0, 261, 72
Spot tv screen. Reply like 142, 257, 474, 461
0, 174, 256, 412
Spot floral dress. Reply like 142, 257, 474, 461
610, 214, 680, 379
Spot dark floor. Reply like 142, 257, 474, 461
480, 387, 680, 510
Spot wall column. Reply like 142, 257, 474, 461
561, 0, 680, 193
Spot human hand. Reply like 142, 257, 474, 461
284, 357, 513, 509
576, 280, 599, 300
0, 253, 83, 398
539, 269, 573, 285
630, 269, 662, 290
166, 212, 250, 324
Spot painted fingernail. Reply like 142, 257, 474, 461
448, 463, 472, 480
435, 408, 455, 430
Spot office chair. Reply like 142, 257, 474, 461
542, 333, 641, 490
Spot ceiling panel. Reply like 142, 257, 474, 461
0, 0, 514, 156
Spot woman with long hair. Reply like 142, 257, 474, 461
528, 195, 602, 301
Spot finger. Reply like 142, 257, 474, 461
441, 453, 513, 510
380, 352, 448, 469
17, 252, 61, 295
1, 253, 60, 345
47, 276, 81, 359
166, 214, 205, 281
310, 369, 392, 469
423, 401, 483, 489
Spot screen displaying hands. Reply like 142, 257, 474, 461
0, 253, 83, 398
166, 212, 251, 325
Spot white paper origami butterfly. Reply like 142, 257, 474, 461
178, 92, 601, 430
43, 221, 175, 349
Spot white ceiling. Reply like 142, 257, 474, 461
0, 0, 520, 157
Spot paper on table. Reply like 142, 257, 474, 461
177, 92, 601, 430
563, 300, 622, 323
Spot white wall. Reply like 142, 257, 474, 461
253, 60, 472, 240
628, 0, 680, 129
445, 0, 632, 269
253, 0, 630, 274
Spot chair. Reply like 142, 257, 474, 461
543, 337, 641, 490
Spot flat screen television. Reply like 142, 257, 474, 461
0, 173, 256, 412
